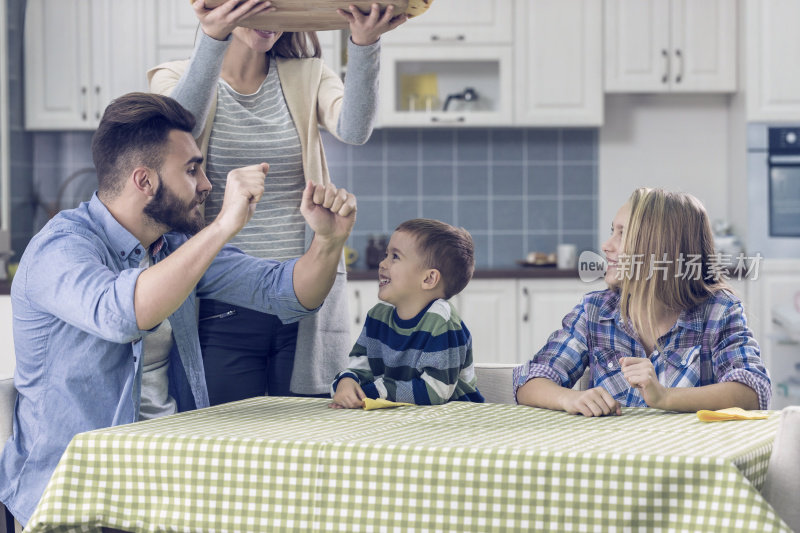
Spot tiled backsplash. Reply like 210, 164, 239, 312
323, 128, 598, 268
19, 127, 598, 268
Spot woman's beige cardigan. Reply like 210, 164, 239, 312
148, 57, 352, 395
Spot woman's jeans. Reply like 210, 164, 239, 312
199, 299, 299, 405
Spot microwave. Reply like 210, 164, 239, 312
747, 125, 800, 258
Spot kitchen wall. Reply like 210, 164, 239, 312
24, 128, 599, 269
599, 94, 733, 249
323, 128, 598, 268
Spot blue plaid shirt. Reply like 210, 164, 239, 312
513, 289, 771, 410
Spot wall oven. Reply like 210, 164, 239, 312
747, 125, 800, 258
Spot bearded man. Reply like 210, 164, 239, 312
0, 92, 357, 526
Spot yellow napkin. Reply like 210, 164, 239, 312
696, 407, 769, 422
362, 398, 413, 410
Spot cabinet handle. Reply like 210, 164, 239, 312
430, 34, 465, 42
521, 287, 530, 323
674, 49, 684, 84
430, 116, 465, 124
661, 49, 670, 84
94, 86, 102, 120
81, 86, 88, 121
354, 289, 362, 325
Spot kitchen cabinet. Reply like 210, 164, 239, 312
25, 0, 157, 130
346, 280, 381, 346
517, 278, 606, 360
377, 45, 513, 127
604, 0, 736, 93
379, 0, 513, 46
451, 280, 518, 365
377, 0, 602, 127
153, 0, 197, 64
513, 0, 603, 126
348, 276, 604, 366
742, 259, 800, 409
746, 0, 800, 122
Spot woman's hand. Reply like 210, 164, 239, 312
339, 3, 408, 46
193, 0, 275, 41
562, 387, 621, 417
620, 357, 669, 409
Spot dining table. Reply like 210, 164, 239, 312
25, 397, 790, 532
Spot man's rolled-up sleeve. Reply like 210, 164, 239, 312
198, 245, 315, 324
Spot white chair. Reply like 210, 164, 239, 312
473, 363, 517, 404
0, 377, 21, 533
761, 405, 800, 532
474, 363, 591, 405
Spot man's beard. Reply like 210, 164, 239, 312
143, 177, 207, 235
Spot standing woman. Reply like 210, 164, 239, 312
148, 0, 406, 401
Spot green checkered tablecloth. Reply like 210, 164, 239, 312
26, 398, 789, 532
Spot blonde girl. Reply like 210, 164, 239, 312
514, 188, 770, 416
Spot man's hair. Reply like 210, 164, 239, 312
91, 92, 196, 199
395, 218, 475, 299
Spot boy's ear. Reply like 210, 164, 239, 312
421, 269, 441, 291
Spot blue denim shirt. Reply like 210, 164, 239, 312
0, 195, 313, 524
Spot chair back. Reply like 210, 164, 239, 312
473, 363, 516, 404
761, 405, 800, 532
0, 377, 16, 446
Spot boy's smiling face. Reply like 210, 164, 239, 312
378, 230, 434, 318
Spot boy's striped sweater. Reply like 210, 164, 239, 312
332, 299, 484, 405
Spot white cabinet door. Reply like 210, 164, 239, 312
378, 45, 513, 127
91, 0, 156, 123
451, 280, 518, 364
746, 0, 800, 122
604, 0, 736, 93
24, 0, 92, 129
25, 0, 158, 130
346, 280, 381, 347
380, 0, 513, 45
517, 279, 605, 361
604, 0, 671, 92
743, 260, 800, 409
514, 0, 603, 126
317, 30, 343, 78
154, 0, 198, 64
670, 0, 736, 92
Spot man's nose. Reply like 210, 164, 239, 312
197, 167, 212, 192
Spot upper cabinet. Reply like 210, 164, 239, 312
514, 0, 603, 126
746, 0, 800, 122
380, 0, 513, 45
376, 0, 513, 127
25, 0, 157, 130
604, 0, 736, 93
376, 0, 602, 127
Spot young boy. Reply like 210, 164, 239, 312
330, 219, 484, 408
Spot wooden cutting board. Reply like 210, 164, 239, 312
201, 0, 411, 31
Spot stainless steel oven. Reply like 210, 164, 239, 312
747, 125, 800, 257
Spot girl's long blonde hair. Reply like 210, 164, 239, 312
619, 188, 729, 350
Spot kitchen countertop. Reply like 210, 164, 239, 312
0, 269, 581, 296
347, 267, 580, 281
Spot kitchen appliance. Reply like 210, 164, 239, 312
747, 125, 800, 257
